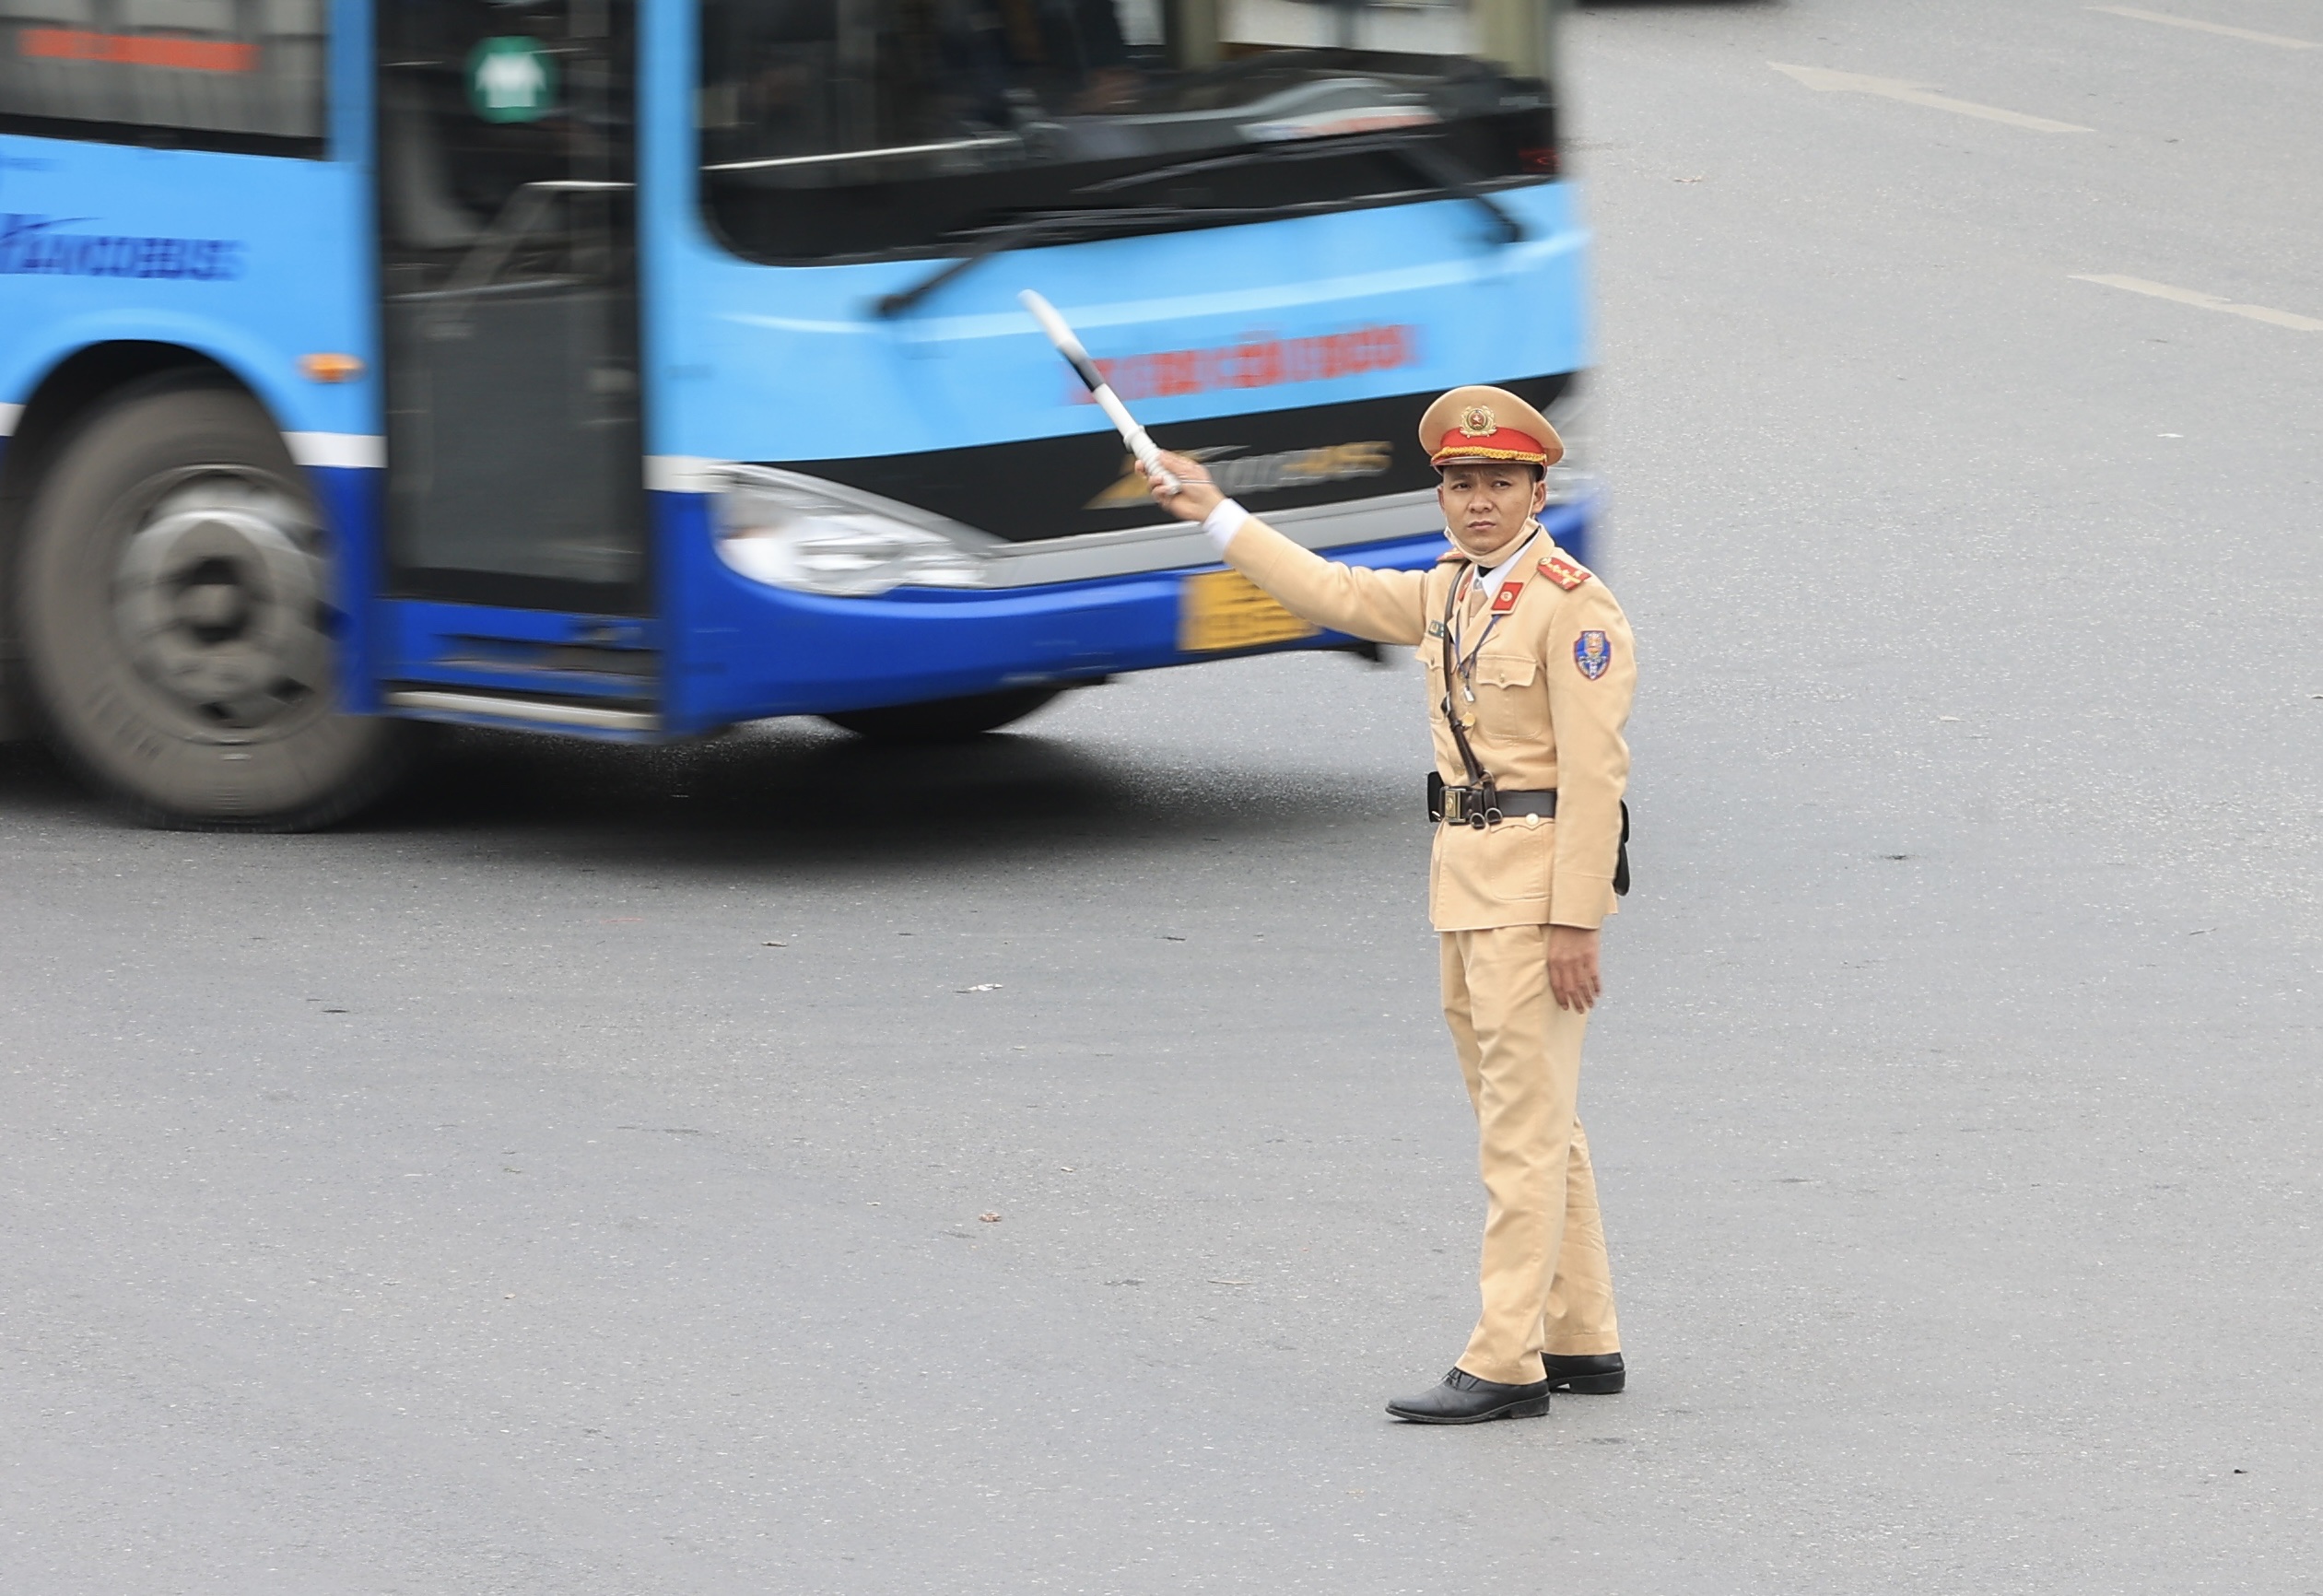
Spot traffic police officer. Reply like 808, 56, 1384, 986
1149, 386, 1635, 1424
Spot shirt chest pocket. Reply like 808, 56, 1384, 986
1469, 649, 1548, 743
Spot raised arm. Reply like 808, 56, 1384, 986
1148, 452, 1430, 647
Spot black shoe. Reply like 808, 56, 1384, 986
1386, 1367, 1552, 1425
1540, 1352, 1625, 1393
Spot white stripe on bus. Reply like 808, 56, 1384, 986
284, 431, 385, 468
644, 455, 727, 493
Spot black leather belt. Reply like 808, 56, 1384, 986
1426, 774, 1556, 827
1425, 774, 1632, 898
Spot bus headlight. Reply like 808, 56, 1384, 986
712, 466, 988, 597
1543, 392, 1599, 507
1542, 463, 1599, 506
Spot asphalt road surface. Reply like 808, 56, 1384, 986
5, 3, 2319, 1591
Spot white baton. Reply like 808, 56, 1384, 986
1018, 289, 1181, 495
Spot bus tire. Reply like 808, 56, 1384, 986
821, 685, 1063, 744
15, 381, 417, 830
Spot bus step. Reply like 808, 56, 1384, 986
382, 689, 659, 741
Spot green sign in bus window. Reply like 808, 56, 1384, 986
467, 36, 556, 123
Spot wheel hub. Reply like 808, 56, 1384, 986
111, 472, 333, 731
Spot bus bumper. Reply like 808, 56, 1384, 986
655, 493, 1595, 738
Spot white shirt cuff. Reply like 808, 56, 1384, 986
1202, 498, 1249, 554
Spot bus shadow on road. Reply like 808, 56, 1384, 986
359, 717, 1395, 864
0, 716, 1402, 862
0, 739, 88, 824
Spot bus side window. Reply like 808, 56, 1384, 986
1, 0, 98, 122
0, 0, 326, 152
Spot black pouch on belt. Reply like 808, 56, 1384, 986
1614, 800, 1632, 897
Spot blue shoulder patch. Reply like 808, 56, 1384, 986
1574, 629, 1612, 680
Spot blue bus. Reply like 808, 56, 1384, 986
0, 0, 1592, 827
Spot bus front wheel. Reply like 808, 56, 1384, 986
16, 381, 416, 830
822, 685, 1063, 744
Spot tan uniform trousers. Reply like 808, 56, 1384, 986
1440, 923, 1621, 1387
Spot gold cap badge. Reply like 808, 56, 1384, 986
1459, 405, 1497, 437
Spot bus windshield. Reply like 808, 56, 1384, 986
698, 0, 1555, 264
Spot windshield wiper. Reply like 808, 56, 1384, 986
876, 204, 1263, 317
1080, 130, 1525, 246
873, 132, 1525, 317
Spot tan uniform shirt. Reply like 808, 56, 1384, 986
1219, 515, 1637, 933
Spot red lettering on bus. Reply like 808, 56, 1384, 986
1065, 323, 1420, 404
18, 28, 260, 73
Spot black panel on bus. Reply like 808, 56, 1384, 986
762, 371, 1573, 545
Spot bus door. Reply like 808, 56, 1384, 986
373, 0, 654, 723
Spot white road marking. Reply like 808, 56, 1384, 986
2085, 6, 2319, 49
2071, 274, 2323, 331
1770, 64, 2094, 133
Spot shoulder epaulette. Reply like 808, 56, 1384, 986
1538, 555, 1593, 592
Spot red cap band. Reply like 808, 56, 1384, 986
1431, 427, 1547, 465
